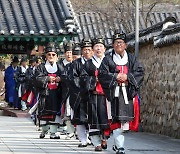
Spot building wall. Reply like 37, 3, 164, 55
139, 43, 180, 138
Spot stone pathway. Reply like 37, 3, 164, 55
0, 116, 179, 154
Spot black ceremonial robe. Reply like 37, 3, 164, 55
15, 66, 28, 97
25, 66, 36, 93
82, 57, 109, 134
57, 59, 72, 116
57, 59, 71, 104
68, 57, 88, 125
98, 50, 144, 123
34, 62, 62, 122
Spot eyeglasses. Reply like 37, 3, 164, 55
47, 53, 56, 57
114, 41, 125, 45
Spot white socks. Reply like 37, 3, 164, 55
113, 128, 125, 148
76, 125, 88, 145
90, 135, 101, 147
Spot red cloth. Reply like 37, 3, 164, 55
104, 95, 140, 137
129, 95, 140, 132
27, 92, 35, 106
21, 91, 31, 101
104, 120, 121, 137
116, 65, 128, 74
48, 74, 57, 90
95, 70, 104, 94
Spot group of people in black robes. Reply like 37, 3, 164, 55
31, 30, 144, 154
4, 56, 42, 111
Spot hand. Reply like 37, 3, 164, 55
55, 76, 61, 83
49, 76, 56, 83
117, 73, 127, 82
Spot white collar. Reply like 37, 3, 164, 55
63, 59, 70, 66
113, 50, 128, 65
21, 65, 28, 73
81, 57, 87, 65
91, 55, 105, 68
12, 66, 17, 70
45, 61, 57, 73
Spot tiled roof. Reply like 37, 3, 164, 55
74, 11, 180, 47
0, 0, 79, 40
154, 23, 180, 47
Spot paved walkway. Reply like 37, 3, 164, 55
0, 116, 179, 154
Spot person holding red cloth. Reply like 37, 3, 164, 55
81, 37, 109, 152
34, 42, 62, 139
98, 30, 144, 154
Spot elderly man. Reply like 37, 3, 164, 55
34, 42, 61, 139
69, 39, 93, 147
98, 30, 144, 154
81, 38, 109, 152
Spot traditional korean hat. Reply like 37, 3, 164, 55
45, 42, 58, 54
80, 38, 92, 48
63, 41, 74, 52
91, 37, 105, 47
20, 57, 27, 63
12, 56, 19, 63
72, 44, 81, 55
36, 56, 43, 63
29, 57, 37, 64
113, 29, 127, 43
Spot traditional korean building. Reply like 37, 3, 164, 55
0, 0, 79, 54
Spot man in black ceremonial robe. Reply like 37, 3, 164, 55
98, 30, 144, 154
81, 37, 109, 152
58, 41, 76, 139
34, 42, 61, 139
15, 57, 28, 111
69, 40, 93, 147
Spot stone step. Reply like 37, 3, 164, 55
0, 106, 30, 118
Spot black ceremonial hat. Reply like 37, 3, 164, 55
63, 41, 74, 52
80, 38, 92, 48
73, 44, 81, 55
45, 42, 57, 54
113, 29, 127, 43
12, 56, 19, 63
92, 37, 105, 47
21, 57, 27, 63
29, 57, 37, 64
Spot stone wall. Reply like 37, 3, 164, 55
138, 43, 180, 138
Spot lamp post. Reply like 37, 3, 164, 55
135, 0, 139, 59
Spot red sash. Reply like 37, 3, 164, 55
116, 65, 128, 74
48, 74, 57, 90
95, 70, 104, 94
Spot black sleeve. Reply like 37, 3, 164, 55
81, 61, 96, 92
127, 56, 144, 98
34, 64, 49, 89
98, 56, 118, 101
14, 67, 26, 83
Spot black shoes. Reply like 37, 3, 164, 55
113, 145, 125, 154
101, 139, 107, 149
50, 133, 60, 139
39, 132, 60, 139
78, 143, 87, 147
39, 132, 46, 139
95, 146, 102, 152
116, 148, 125, 154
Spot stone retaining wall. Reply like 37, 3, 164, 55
139, 43, 180, 138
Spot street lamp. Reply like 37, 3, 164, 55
135, 0, 139, 59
